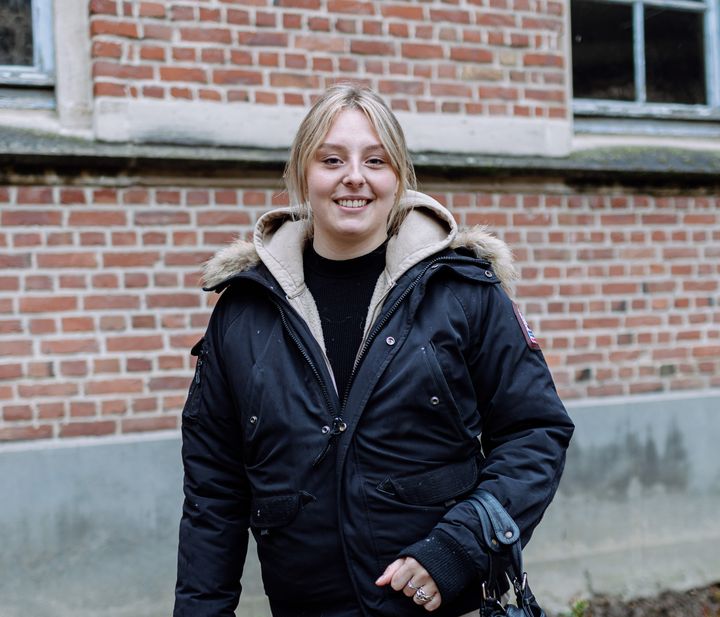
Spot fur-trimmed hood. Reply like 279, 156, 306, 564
202, 190, 517, 293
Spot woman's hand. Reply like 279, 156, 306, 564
375, 556, 442, 611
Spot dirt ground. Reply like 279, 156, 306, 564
565, 582, 720, 617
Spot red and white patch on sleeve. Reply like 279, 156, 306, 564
512, 303, 541, 350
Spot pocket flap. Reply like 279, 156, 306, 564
250, 492, 314, 528
378, 457, 478, 506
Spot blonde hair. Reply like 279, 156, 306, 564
284, 84, 417, 236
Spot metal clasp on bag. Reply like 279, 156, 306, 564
512, 572, 528, 594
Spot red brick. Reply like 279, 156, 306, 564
85, 378, 144, 394
90, 19, 139, 38
60, 421, 116, 438
227, 9, 250, 25
180, 27, 232, 44
350, 40, 394, 56
160, 67, 207, 83
143, 24, 173, 40
36, 253, 98, 268
122, 416, 178, 433
107, 335, 163, 351
430, 8, 471, 23
328, 0, 375, 14
237, 32, 289, 47
94, 82, 127, 97
133, 211, 191, 225
523, 53, 563, 67
139, 1, 165, 17
41, 339, 100, 354
0, 425, 53, 442
90, 0, 117, 14
269, 72, 320, 89
402, 43, 444, 59
83, 295, 140, 310
212, 70, 263, 85
18, 383, 78, 397
3, 210, 62, 225
276, 0, 320, 6
103, 252, 160, 267
147, 293, 200, 308
93, 61, 154, 80
20, 296, 77, 313
382, 4, 424, 19
0, 364, 23, 380
196, 211, 251, 226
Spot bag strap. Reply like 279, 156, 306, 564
466, 489, 526, 598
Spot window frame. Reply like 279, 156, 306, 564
572, 0, 720, 122
0, 0, 55, 87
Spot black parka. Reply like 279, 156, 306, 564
175, 192, 574, 617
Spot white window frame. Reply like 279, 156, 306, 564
572, 0, 720, 123
0, 0, 55, 87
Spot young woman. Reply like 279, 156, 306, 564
174, 85, 573, 617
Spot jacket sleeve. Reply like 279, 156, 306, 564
402, 281, 574, 602
174, 308, 251, 617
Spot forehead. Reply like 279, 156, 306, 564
319, 108, 385, 149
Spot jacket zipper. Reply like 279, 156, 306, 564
340, 255, 477, 411
272, 300, 348, 466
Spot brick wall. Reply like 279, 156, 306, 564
1, 179, 718, 442
90, 0, 567, 118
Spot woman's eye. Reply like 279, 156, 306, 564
366, 158, 386, 166
323, 157, 343, 165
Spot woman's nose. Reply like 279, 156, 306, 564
343, 162, 365, 186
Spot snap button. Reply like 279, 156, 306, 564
337, 421, 347, 432
504, 530, 514, 539
321, 425, 330, 434
491, 538, 498, 546
484, 270, 493, 278
249, 416, 257, 424
430, 396, 440, 405
386, 336, 396, 346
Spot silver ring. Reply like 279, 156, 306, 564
415, 587, 435, 603
406, 581, 420, 590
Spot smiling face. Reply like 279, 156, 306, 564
306, 108, 399, 260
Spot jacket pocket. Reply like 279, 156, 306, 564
422, 341, 473, 441
250, 491, 316, 531
181, 337, 206, 425
377, 457, 479, 507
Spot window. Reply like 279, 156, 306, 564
571, 0, 720, 123
0, 0, 55, 108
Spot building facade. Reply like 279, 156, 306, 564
1, 1, 719, 615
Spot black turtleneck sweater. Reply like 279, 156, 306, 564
303, 241, 387, 401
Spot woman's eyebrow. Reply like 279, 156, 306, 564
318, 142, 385, 152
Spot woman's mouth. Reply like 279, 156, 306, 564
335, 199, 370, 209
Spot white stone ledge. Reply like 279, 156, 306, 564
94, 98, 572, 157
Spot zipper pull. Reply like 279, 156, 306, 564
312, 417, 347, 467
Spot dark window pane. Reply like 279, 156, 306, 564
645, 8, 706, 105
0, 0, 34, 66
571, 0, 635, 101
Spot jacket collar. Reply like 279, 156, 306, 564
202, 190, 517, 376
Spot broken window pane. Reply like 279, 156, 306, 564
0, 0, 34, 66
572, 1, 635, 101
645, 8, 706, 105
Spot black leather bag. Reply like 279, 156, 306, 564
467, 490, 546, 617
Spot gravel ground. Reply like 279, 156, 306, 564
564, 583, 720, 617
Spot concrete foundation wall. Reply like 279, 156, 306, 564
2, 391, 718, 616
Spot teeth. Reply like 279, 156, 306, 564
337, 199, 368, 208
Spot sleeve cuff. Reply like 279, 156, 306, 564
400, 529, 486, 603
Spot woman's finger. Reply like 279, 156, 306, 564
375, 558, 405, 586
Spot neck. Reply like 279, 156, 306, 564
312, 232, 388, 261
